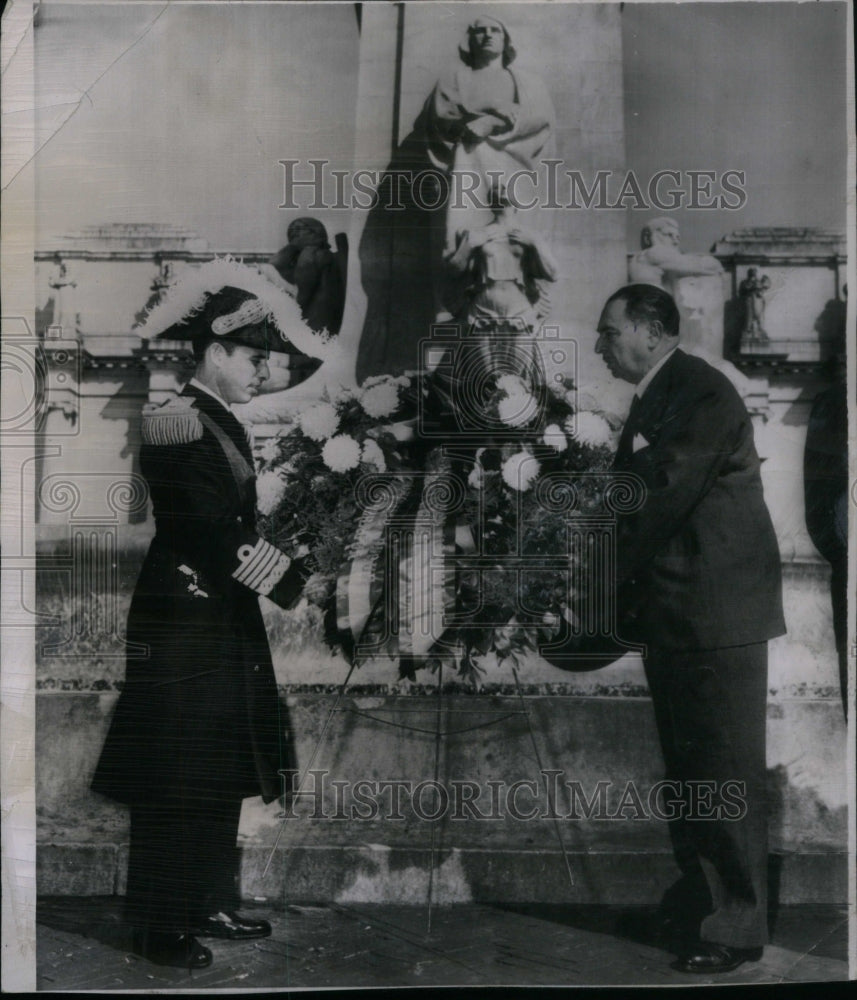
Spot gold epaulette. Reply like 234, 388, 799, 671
141, 396, 204, 446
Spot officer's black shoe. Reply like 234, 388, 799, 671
192, 911, 272, 940
671, 942, 763, 974
131, 929, 213, 969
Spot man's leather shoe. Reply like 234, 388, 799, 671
192, 911, 272, 940
672, 942, 763, 974
131, 929, 212, 969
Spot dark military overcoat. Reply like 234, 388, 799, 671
92, 384, 303, 807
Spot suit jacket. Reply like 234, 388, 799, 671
92, 385, 305, 807
804, 380, 848, 566
612, 349, 785, 651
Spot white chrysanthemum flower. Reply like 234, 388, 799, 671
361, 439, 387, 472
258, 436, 282, 463
299, 402, 340, 442
322, 434, 361, 473
498, 393, 536, 427
360, 382, 400, 419
496, 374, 528, 396
567, 411, 613, 449
542, 423, 568, 452
501, 451, 540, 491
386, 420, 414, 442
255, 470, 287, 515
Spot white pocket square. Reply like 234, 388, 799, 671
632, 432, 649, 453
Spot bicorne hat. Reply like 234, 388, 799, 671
137, 256, 335, 365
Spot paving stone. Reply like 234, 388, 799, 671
35, 899, 849, 989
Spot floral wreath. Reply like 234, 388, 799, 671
256, 368, 619, 684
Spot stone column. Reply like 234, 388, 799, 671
313, 2, 403, 394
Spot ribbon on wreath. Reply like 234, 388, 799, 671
334, 452, 462, 673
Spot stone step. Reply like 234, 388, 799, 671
37, 842, 848, 905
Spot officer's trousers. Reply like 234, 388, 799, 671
125, 792, 243, 932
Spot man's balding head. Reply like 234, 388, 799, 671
595, 284, 680, 384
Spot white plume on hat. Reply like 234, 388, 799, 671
137, 255, 335, 362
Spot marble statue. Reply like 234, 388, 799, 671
444, 184, 556, 328
47, 257, 79, 335
356, 16, 554, 382
739, 267, 771, 344
269, 217, 346, 336
421, 16, 555, 237
152, 259, 174, 296
420, 185, 558, 432
627, 223, 754, 401
628, 217, 723, 292
134, 259, 176, 327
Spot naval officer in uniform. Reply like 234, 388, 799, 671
92, 260, 326, 969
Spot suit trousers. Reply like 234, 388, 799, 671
644, 642, 769, 949
125, 793, 243, 933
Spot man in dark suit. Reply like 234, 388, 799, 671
595, 284, 786, 973
92, 264, 315, 969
